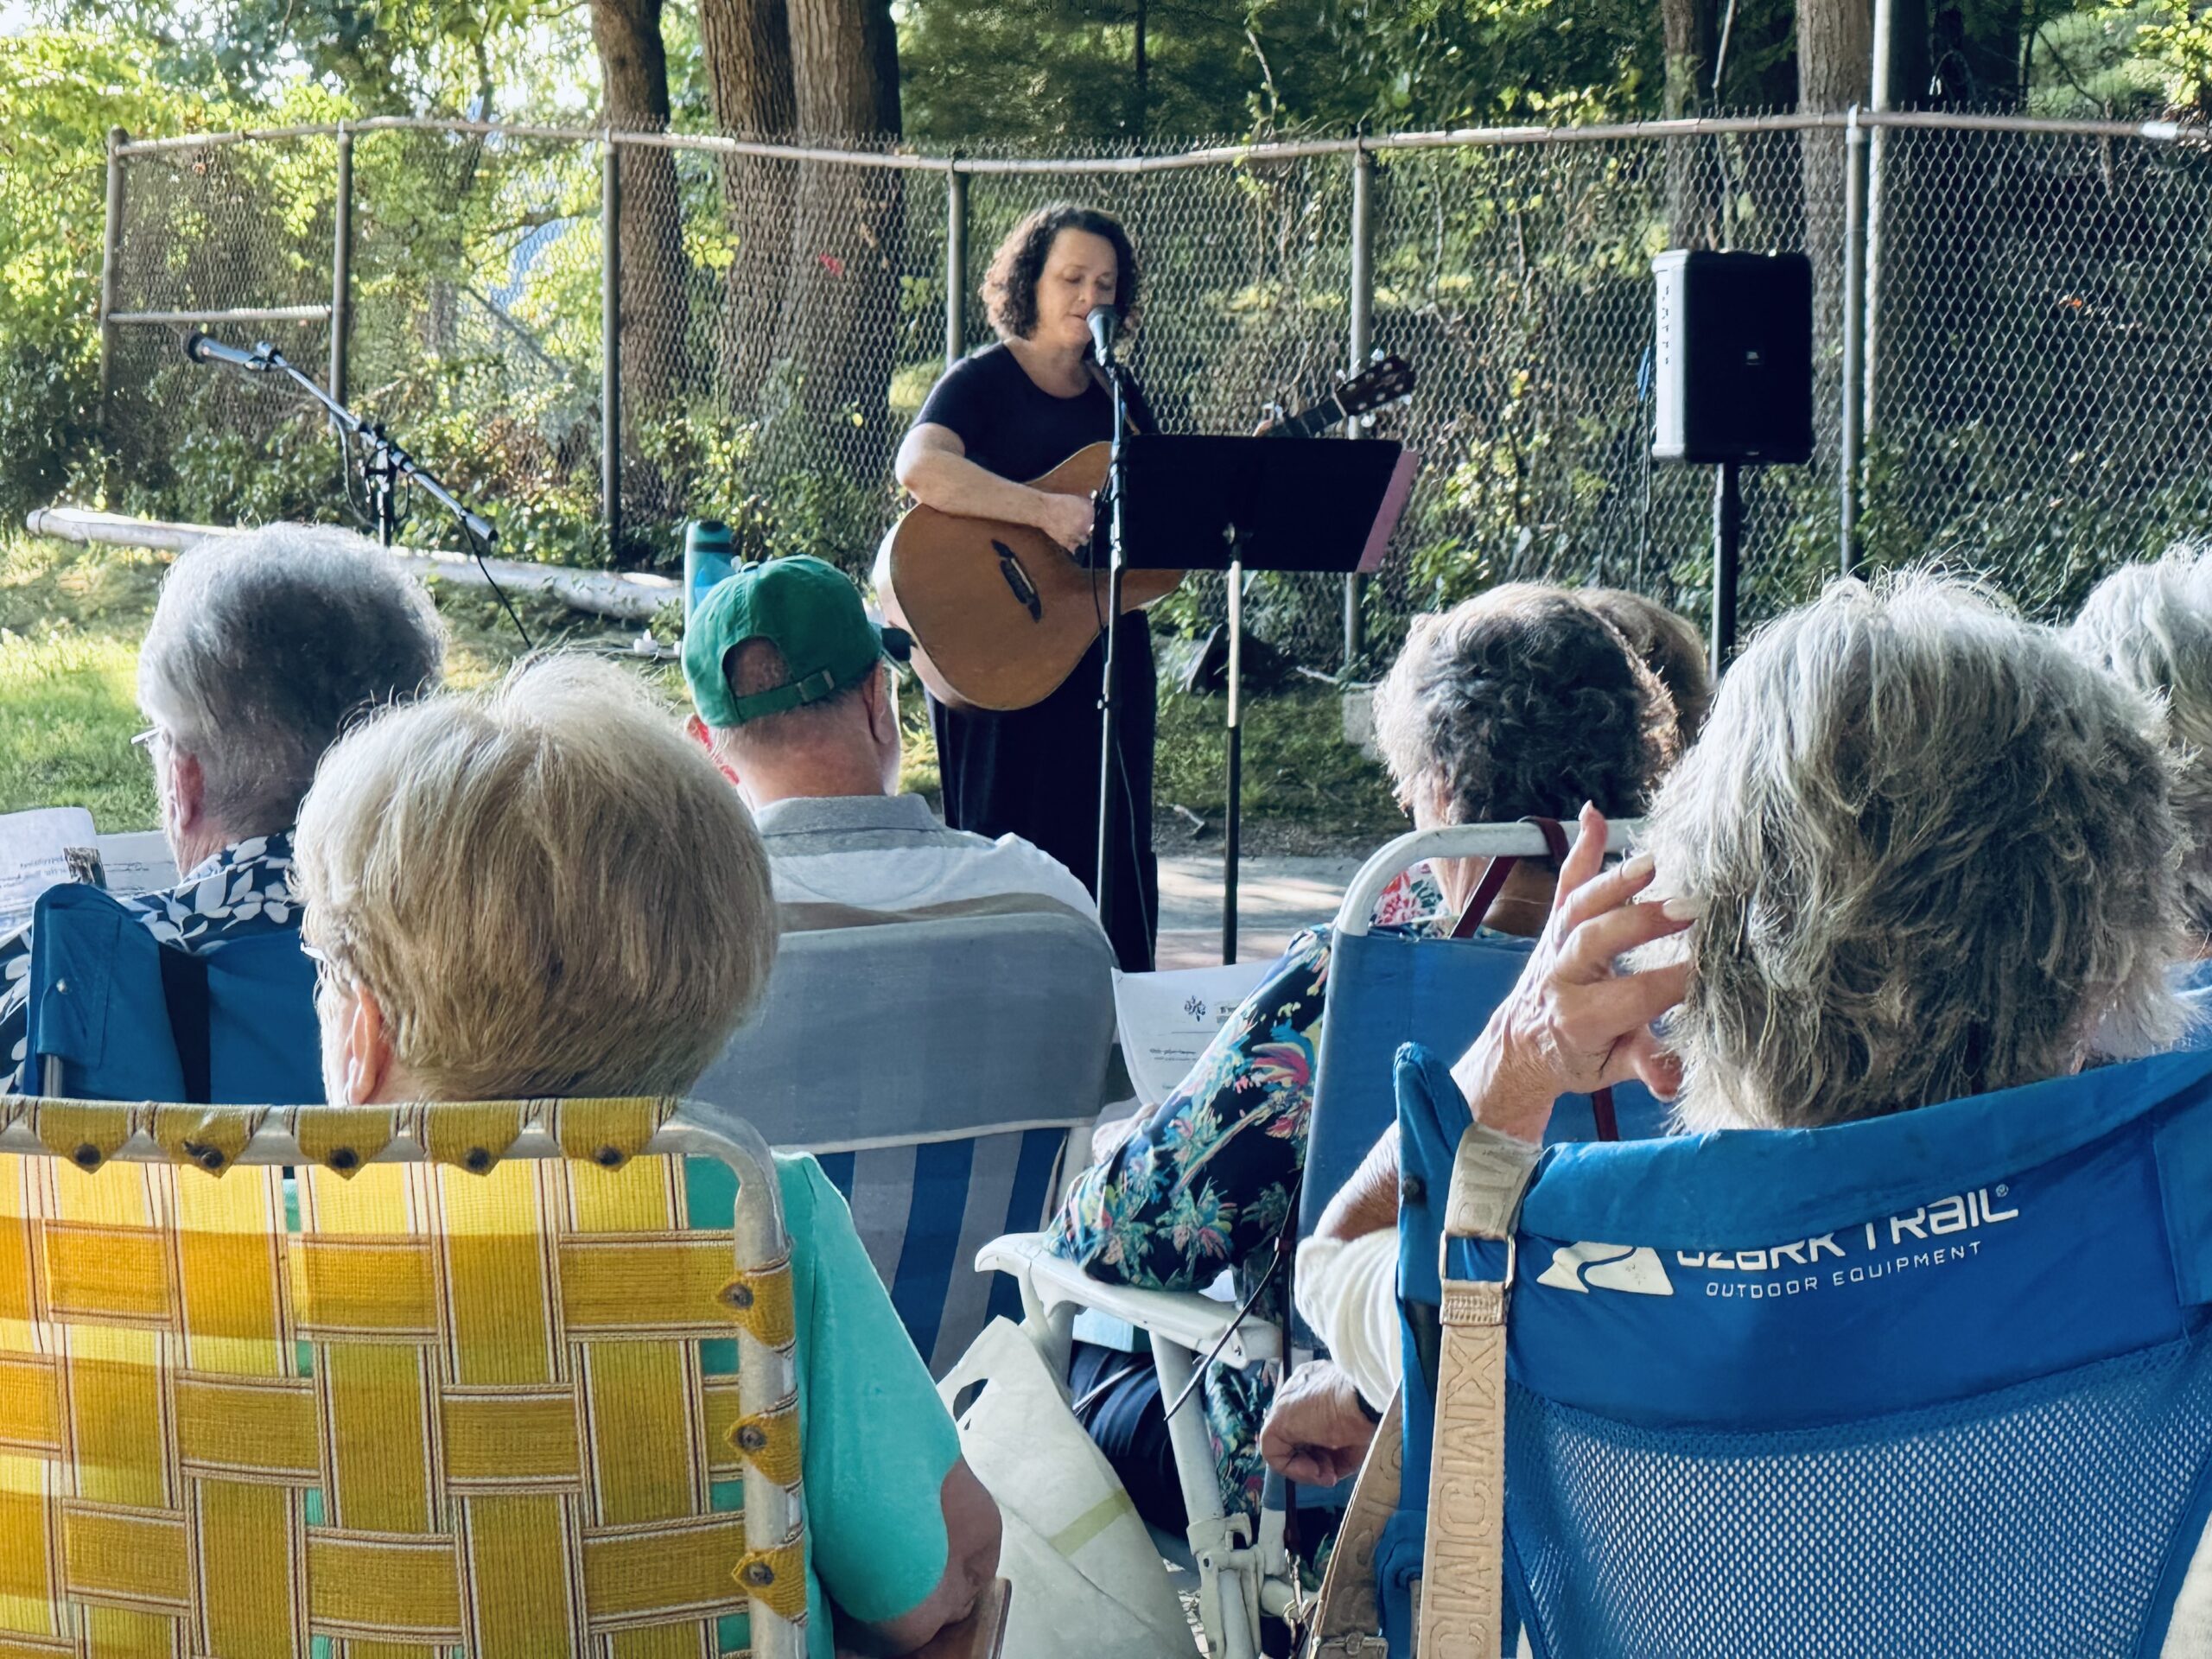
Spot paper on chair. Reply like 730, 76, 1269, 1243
0, 806, 99, 936
1112, 958, 1273, 1108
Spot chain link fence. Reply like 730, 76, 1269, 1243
86, 110, 2212, 840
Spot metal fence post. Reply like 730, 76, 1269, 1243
601, 130, 622, 562
1861, 0, 1894, 456
329, 124, 354, 407
1344, 139, 1375, 673
1840, 105, 1866, 576
944, 162, 968, 369
98, 126, 128, 462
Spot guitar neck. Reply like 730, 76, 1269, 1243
1273, 397, 1351, 441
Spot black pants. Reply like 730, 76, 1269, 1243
1069, 1340, 1186, 1536
929, 613, 1159, 972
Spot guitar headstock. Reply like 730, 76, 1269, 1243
1271, 352, 1417, 439
1334, 351, 1416, 422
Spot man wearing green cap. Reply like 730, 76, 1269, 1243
683, 556, 1097, 918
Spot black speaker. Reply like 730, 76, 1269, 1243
1651, 250, 1815, 466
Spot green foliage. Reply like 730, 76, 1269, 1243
35, 0, 591, 118
896, 0, 1664, 147
2029, 0, 2173, 115
0, 32, 239, 527
1318, 0, 1660, 128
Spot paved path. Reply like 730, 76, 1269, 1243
1154, 853, 1367, 969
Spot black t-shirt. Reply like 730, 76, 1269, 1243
913, 342, 1155, 483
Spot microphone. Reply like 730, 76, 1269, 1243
1086, 305, 1117, 368
183, 333, 270, 371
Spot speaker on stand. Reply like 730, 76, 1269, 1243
1651, 250, 1815, 677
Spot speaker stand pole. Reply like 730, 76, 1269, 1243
1222, 550, 1244, 964
1712, 461, 1742, 681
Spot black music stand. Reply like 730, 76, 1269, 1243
1101, 433, 1417, 963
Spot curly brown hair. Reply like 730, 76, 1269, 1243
1372, 583, 1674, 827
982, 202, 1139, 342
1580, 587, 1713, 744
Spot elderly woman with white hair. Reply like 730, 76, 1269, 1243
0, 523, 447, 1092
1275, 571, 2189, 1472
290, 654, 1001, 1657
2067, 545, 2212, 973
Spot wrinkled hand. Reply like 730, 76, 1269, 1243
1454, 802, 1693, 1142
1258, 1361, 1377, 1487
1033, 490, 1096, 552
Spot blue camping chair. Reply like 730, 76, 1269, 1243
1349, 1040, 2212, 1659
689, 895, 1119, 1381
980, 820, 1656, 1659
22, 882, 322, 1104
1307, 821, 1669, 1249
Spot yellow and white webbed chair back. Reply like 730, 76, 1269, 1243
0, 1094, 806, 1659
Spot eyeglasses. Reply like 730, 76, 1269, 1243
130, 728, 162, 759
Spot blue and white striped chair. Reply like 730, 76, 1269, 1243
691, 895, 1118, 1378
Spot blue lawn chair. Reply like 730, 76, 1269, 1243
1308, 821, 1669, 1249
1361, 1039, 2212, 1659
981, 821, 1654, 1659
690, 896, 1119, 1380
22, 882, 322, 1103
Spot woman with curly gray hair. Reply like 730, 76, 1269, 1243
1277, 573, 2188, 1478
2067, 545, 2212, 965
1051, 582, 1680, 1533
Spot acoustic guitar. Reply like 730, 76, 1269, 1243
878, 353, 1415, 712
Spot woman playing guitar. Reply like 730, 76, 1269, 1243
893, 202, 1160, 972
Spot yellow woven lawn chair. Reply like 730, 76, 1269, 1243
0, 1093, 808, 1659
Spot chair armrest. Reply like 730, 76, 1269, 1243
975, 1232, 1281, 1370
906, 1578, 1011, 1659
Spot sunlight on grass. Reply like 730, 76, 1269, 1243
0, 627, 158, 828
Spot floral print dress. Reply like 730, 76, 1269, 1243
0, 832, 302, 1093
1049, 865, 1449, 1520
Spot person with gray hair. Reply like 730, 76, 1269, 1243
2066, 545, 2212, 964
1276, 571, 2187, 1469
0, 522, 447, 1092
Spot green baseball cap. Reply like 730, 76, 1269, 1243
683, 556, 912, 728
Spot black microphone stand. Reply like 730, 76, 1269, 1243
256, 344, 495, 552
187, 337, 528, 648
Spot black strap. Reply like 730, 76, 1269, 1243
158, 947, 213, 1105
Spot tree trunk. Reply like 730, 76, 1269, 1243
1662, 0, 1722, 247
784, 0, 903, 450
1798, 0, 1872, 371
701, 0, 798, 404
1929, 0, 2021, 106
590, 0, 691, 526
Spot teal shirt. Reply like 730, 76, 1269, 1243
776, 1153, 963, 1655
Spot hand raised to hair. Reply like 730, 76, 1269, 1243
1452, 802, 1692, 1143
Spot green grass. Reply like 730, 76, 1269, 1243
1153, 680, 1400, 853
0, 536, 1389, 848
0, 534, 950, 829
